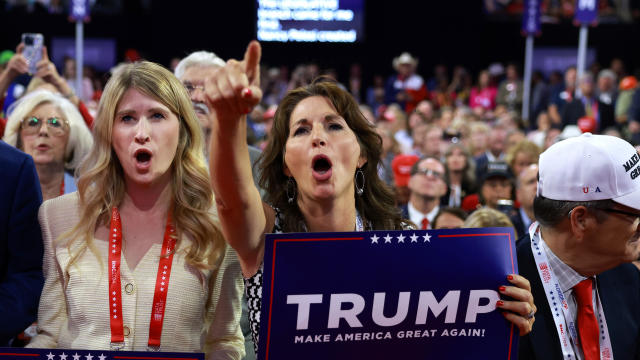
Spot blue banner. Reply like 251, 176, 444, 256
0, 348, 203, 360
258, 227, 519, 360
522, 0, 541, 35
574, 0, 599, 25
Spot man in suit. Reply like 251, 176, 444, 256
0, 141, 43, 346
401, 156, 447, 229
561, 72, 615, 134
518, 133, 640, 359
511, 164, 537, 241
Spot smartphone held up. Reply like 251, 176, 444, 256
21, 33, 44, 75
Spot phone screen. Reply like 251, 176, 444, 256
21, 33, 44, 75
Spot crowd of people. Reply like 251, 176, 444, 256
0, 36, 639, 360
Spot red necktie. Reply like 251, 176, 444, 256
421, 218, 429, 230
574, 279, 599, 360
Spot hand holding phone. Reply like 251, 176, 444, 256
21, 33, 44, 75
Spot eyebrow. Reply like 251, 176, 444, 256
115, 107, 170, 118
291, 114, 342, 127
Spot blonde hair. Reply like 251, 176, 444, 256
505, 139, 541, 173
63, 61, 224, 271
3, 89, 93, 171
463, 207, 515, 232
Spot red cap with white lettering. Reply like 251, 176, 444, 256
537, 133, 640, 211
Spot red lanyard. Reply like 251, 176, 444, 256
108, 207, 177, 349
59, 177, 65, 196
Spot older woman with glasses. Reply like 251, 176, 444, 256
3, 89, 93, 200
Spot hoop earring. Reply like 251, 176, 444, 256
286, 177, 297, 204
355, 168, 365, 196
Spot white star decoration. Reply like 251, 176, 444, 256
73, 353, 81, 360
85, 353, 93, 360
98, 354, 107, 360
60, 353, 68, 360
370, 234, 379, 244
46, 352, 55, 360
369, 232, 435, 245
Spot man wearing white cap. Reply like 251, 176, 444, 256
518, 133, 640, 360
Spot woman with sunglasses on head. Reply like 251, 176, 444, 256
207, 41, 538, 356
3, 89, 93, 200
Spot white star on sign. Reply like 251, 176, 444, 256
384, 234, 393, 243
397, 233, 405, 243
423, 233, 432, 242
160, 287, 164, 292
162, 271, 166, 275
98, 354, 107, 360
410, 233, 418, 243
370, 234, 379, 244
162, 276, 165, 280
161, 282, 165, 286
85, 353, 93, 360
60, 353, 68, 360
73, 353, 81, 360
112, 291, 116, 295
46, 352, 55, 360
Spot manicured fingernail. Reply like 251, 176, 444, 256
242, 88, 252, 98
496, 300, 504, 307
499, 286, 506, 292
507, 275, 514, 281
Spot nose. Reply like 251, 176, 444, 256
191, 88, 205, 103
37, 121, 50, 136
134, 117, 151, 144
311, 125, 327, 148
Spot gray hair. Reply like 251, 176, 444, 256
3, 89, 93, 171
174, 51, 225, 79
598, 69, 617, 83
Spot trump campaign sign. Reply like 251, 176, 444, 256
258, 227, 519, 360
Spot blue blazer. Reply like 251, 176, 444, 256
517, 235, 640, 360
0, 141, 44, 346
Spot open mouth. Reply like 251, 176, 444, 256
312, 155, 332, 174
134, 149, 152, 164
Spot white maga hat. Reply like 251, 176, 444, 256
538, 133, 640, 211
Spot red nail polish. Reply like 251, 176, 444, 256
507, 275, 514, 281
496, 300, 504, 307
242, 88, 252, 98
499, 286, 506, 292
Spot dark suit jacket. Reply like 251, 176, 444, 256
517, 235, 640, 360
561, 97, 615, 133
0, 141, 44, 346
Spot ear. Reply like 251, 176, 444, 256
283, 162, 292, 177
568, 206, 592, 241
357, 156, 368, 169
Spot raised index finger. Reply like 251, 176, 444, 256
41, 46, 49, 61
243, 40, 261, 86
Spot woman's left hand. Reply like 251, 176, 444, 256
496, 274, 536, 336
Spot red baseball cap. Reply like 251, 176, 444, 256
391, 154, 420, 187
577, 116, 597, 134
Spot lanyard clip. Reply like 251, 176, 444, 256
147, 345, 160, 352
110, 342, 125, 351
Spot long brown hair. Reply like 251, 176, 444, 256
259, 78, 405, 231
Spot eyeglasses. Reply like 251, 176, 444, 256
183, 82, 205, 95
568, 206, 640, 224
21, 116, 69, 137
412, 168, 444, 180
600, 207, 640, 224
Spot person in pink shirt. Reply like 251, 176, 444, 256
469, 69, 498, 111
